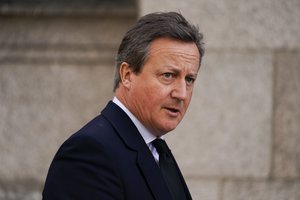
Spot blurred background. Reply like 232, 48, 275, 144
0, 0, 299, 199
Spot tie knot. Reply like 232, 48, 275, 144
152, 139, 170, 154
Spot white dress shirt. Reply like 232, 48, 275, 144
113, 97, 161, 163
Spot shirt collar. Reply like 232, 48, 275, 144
112, 97, 157, 145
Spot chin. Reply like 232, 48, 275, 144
162, 125, 177, 133
156, 120, 180, 134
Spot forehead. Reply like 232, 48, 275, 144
146, 37, 200, 67
148, 37, 199, 59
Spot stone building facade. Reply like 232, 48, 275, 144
0, 0, 299, 199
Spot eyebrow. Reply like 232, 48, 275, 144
167, 67, 198, 77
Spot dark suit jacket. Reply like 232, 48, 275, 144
43, 101, 192, 200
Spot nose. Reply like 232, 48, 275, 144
171, 79, 187, 101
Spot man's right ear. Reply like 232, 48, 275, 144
119, 62, 132, 89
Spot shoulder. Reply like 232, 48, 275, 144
43, 115, 125, 199
58, 114, 118, 156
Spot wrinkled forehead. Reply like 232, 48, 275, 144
147, 38, 200, 67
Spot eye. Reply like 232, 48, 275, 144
162, 72, 174, 80
185, 76, 195, 86
160, 72, 175, 84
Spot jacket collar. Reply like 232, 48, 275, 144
101, 101, 173, 200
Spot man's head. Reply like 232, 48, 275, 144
114, 12, 204, 136
114, 12, 204, 91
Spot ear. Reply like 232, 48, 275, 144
119, 62, 133, 89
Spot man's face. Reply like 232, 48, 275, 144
127, 37, 200, 136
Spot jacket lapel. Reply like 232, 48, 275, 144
101, 101, 173, 200
169, 150, 193, 200
136, 147, 173, 200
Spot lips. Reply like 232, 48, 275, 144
164, 106, 181, 116
166, 107, 180, 113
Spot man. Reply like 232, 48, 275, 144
43, 12, 204, 200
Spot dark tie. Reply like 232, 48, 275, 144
152, 139, 187, 200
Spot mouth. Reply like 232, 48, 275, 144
164, 106, 181, 116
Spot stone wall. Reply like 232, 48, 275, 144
0, 1, 137, 199
140, 0, 300, 199
0, 0, 299, 199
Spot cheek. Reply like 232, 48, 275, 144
183, 92, 193, 108
143, 89, 162, 107
143, 81, 167, 98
